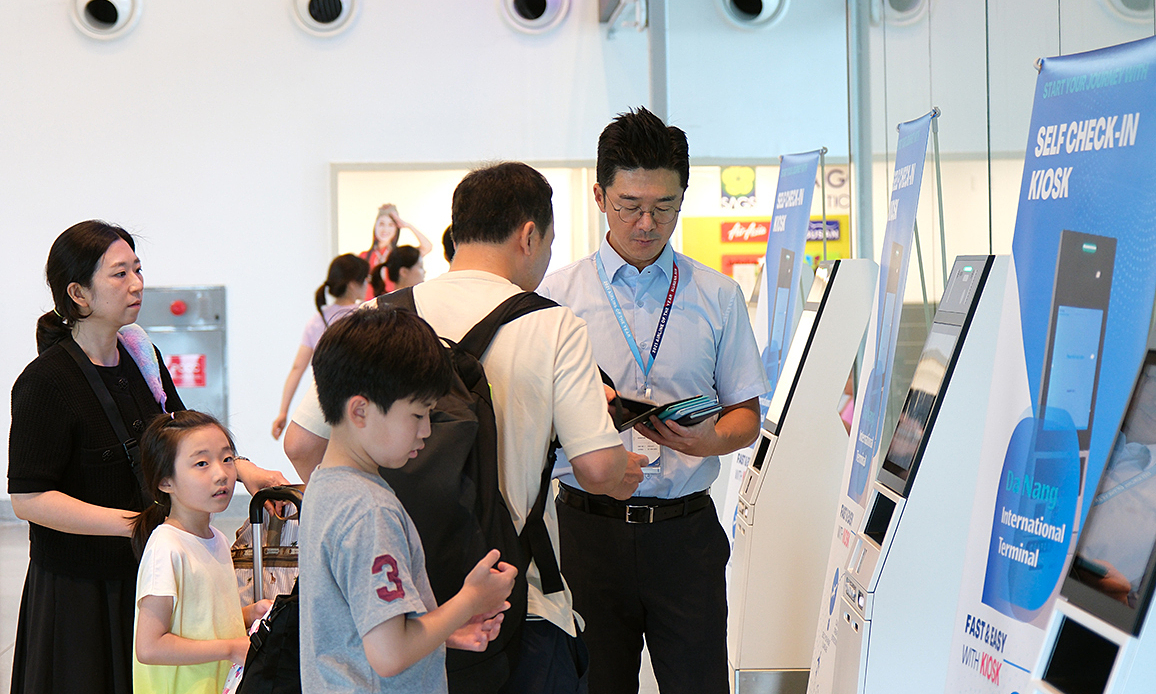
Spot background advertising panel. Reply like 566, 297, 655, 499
946, 36, 1156, 694
808, 111, 935, 694
753, 150, 822, 393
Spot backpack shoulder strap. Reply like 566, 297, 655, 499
458, 291, 566, 594
374, 286, 418, 314
520, 443, 565, 594
456, 292, 558, 359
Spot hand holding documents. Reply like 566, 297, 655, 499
610, 394, 723, 432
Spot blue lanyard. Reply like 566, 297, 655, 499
595, 252, 679, 387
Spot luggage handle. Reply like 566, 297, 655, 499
249, 485, 304, 602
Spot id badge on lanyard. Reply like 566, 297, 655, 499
596, 254, 678, 478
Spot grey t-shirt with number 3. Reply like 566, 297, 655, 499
300, 465, 445, 694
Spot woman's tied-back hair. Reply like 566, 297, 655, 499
314, 253, 370, 321
130, 410, 236, 557
37, 220, 136, 354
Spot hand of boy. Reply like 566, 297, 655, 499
446, 603, 508, 651
462, 549, 517, 616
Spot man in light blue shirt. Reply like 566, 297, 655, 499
538, 107, 770, 694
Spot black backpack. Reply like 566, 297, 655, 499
374, 288, 564, 694
235, 583, 300, 694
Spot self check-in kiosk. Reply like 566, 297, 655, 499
832, 255, 1001, 694
1029, 345, 1156, 694
728, 258, 877, 693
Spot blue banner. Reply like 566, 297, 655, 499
980, 36, 1156, 623
755, 149, 822, 393
846, 111, 935, 507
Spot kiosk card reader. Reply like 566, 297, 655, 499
832, 256, 997, 694
1029, 344, 1156, 694
728, 258, 877, 693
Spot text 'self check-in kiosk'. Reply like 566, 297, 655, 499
728, 258, 877, 693
832, 256, 999, 694
1030, 347, 1156, 694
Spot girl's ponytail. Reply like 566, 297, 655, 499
314, 283, 328, 318
131, 496, 170, 558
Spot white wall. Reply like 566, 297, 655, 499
0, 1, 649, 495
665, 0, 851, 160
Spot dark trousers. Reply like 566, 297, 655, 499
497, 619, 589, 694
557, 495, 730, 694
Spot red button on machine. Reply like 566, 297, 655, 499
170, 300, 187, 316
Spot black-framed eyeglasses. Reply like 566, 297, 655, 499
606, 198, 682, 225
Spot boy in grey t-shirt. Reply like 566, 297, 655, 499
300, 307, 517, 693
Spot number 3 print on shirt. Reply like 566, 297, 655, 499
372, 554, 406, 602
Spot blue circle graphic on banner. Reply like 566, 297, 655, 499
982, 412, 1080, 620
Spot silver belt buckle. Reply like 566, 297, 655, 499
625, 505, 655, 524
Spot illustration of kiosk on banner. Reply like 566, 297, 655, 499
832, 256, 1001, 694
1030, 343, 1156, 694
983, 230, 1116, 625
765, 247, 797, 379
728, 257, 876, 693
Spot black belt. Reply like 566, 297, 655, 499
557, 485, 711, 524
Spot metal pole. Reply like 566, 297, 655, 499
848, 0, 874, 259
931, 107, 948, 292
913, 220, 933, 334
820, 147, 829, 261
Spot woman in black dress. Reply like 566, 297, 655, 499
7, 221, 287, 694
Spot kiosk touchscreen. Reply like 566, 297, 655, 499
1029, 349, 1156, 694
832, 256, 997, 694
1038, 230, 1115, 479
728, 258, 877, 693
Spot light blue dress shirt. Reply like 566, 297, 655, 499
538, 239, 771, 499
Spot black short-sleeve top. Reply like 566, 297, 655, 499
8, 337, 185, 579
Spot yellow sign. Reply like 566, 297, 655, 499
681, 214, 853, 275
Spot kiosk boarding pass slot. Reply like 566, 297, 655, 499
738, 260, 837, 510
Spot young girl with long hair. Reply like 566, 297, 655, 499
270, 253, 368, 439
131, 410, 273, 694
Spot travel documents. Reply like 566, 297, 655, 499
611, 394, 723, 432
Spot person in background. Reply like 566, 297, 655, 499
361, 204, 434, 300
271, 253, 369, 440
442, 225, 455, 263
385, 245, 425, 291
8, 221, 287, 694
131, 410, 273, 694
538, 108, 770, 694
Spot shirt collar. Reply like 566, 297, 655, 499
597, 236, 676, 282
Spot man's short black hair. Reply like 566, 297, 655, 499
312, 307, 452, 425
596, 107, 690, 191
451, 162, 553, 245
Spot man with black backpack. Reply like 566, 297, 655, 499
285, 161, 645, 694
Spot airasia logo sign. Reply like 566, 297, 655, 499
720, 221, 770, 243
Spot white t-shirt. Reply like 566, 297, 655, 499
133, 524, 246, 694
293, 270, 623, 636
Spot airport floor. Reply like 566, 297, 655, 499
0, 504, 664, 693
